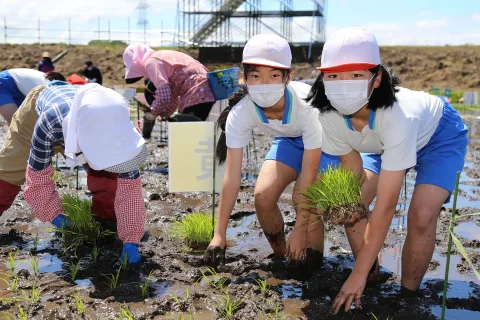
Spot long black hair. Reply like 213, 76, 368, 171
306, 64, 401, 113
215, 64, 291, 165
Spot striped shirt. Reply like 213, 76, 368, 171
28, 84, 139, 179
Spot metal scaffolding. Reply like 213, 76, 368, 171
181, 0, 327, 46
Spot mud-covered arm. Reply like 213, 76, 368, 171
213, 148, 243, 238
115, 170, 146, 244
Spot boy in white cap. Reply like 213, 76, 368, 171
1, 81, 147, 264
307, 27, 468, 313
202, 34, 340, 273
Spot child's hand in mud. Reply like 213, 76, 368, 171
286, 226, 308, 262
202, 235, 226, 268
331, 272, 366, 314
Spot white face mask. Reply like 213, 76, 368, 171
248, 83, 285, 108
323, 74, 376, 115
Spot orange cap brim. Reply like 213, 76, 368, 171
316, 62, 379, 72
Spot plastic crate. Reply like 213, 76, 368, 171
207, 67, 240, 100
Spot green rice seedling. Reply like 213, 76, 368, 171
370, 313, 390, 320
17, 305, 27, 320
169, 212, 214, 248
28, 254, 40, 276
10, 275, 19, 291
140, 270, 153, 299
103, 265, 123, 290
169, 289, 191, 311
32, 232, 39, 251
212, 290, 243, 318
303, 165, 367, 224
92, 245, 99, 263
66, 259, 82, 281
22, 284, 42, 304
73, 291, 85, 314
7, 251, 17, 272
1, 275, 20, 291
255, 279, 269, 296
120, 304, 134, 320
200, 266, 228, 290
2, 305, 28, 320
121, 253, 128, 270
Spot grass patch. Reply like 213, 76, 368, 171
169, 212, 214, 249
304, 166, 367, 224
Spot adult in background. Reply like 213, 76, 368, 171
0, 68, 64, 124
122, 44, 215, 122
83, 60, 103, 85
37, 52, 55, 73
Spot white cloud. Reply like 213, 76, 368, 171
415, 19, 448, 29
326, 16, 480, 46
416, 10, 433, 18
472, 13, 480, 21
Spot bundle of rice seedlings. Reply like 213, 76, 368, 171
169, 212, 214, 249
58, 194, 109, 254
304, 166, 368, 224
62, 194, 101, 238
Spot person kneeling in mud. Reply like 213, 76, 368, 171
202, 34, 340, 272
0, 81, 147, 264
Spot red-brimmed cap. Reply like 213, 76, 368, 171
317, 27, 381, 72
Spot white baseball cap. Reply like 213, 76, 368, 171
242, 34, 292, 69
317, 27, 381, 72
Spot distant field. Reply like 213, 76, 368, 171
0, 43, 479, 92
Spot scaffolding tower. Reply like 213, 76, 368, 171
181, 0, 327, 46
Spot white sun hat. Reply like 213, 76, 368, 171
317, 27, 381, 72
242, 34, 292, 69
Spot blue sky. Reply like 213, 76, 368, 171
0, 0, 478, 45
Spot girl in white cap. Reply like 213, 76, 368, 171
202, 33, 340, 272
307, 27, 468, 313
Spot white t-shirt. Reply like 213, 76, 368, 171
319, 87, 444, 171
8, 68, 47, 96
225, 81, 323, 150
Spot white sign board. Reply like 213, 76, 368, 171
168, 122, 225, 193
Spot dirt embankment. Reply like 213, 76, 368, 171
0, 44, 479, 92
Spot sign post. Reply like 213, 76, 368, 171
168, 122, 225, 233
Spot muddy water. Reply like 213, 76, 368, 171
0, 116, 479, 319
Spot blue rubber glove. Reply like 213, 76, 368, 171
120, 243, 141, 264
51, 213, 70, 229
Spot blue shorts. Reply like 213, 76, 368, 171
0, 70, 25, 107
265, 136, 340, 175
362, 101, 468, 202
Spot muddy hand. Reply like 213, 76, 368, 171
331, 272, 366, 314
203, 236, 226, 268
286, 227, 308, 263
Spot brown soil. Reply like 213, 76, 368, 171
0, 44, 479, 92
325, 203, 369, 225
0, 113, 480, 319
